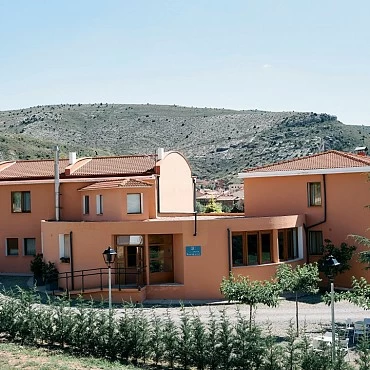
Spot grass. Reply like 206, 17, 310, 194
0, 341, 139, 370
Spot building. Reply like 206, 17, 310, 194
239, 150, 370, 288
1, 148, 368, 302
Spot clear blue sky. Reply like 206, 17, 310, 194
0, 0, 369, 125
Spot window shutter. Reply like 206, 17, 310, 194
59, 234, 65, 258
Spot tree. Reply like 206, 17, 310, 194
204, 197, 222, 213
276, 263, 321, 336
317, 239, 356, 280
220, 274, 281, 328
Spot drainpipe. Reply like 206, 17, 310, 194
70, 231, 74, 291
193, 177, 197, 236
227, 228, 232, 273
304, 174, 327, 263
156, 175, 161, 214
54, 146, 60, 221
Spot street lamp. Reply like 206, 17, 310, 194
102, 246, 117, 310
324, 255, 340, 362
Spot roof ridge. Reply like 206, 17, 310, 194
243, 150, 338, 172
334, 150, 370, 165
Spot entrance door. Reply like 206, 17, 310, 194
115, 235, 144, 286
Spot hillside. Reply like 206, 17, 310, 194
0, 103, 369, 181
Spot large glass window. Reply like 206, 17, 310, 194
278, 228, 298, 260
247, 233, 258, 265
261, 233, 272, 263
148, 234, 173, 273
308, 182, 322, 206
231, 231, 272, 266
6, 238, 18, 256
308, 231, 323, 255
11, 191, 31, 213
232, 234, 244, 266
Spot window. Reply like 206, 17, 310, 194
231, 231, 272, 266
278, 228, 298, 261
308, 182, 322, 206
83, 195, 90, 215
127, 193, 142, 214
59, 234, 71, 259
11, 191, 31, 213
96, 194, 103, 214
6, 238, 18, 256
24, 238, 36, 256
148, 235, 173, 273
232, 233, 244, 266
308, 231, 323, 255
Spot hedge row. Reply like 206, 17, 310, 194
0, 287, 356, 369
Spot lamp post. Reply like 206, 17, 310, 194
102, 246, 117, 310
324, 255, 340, 363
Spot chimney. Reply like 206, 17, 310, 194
354, 146, 368, 156
157, 148, 165, 160
69, 152, 77, 165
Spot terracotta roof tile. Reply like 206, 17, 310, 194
68, 155, 156, 177
242, 150, 370, 173
0, 159, 70, 179
79, 178, 153, 191
0, 155, 157, 180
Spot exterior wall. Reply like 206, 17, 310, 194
0, 183, 55, 273
158, 152, 194, 213
41, 214, 305, 300
244, 172, 370, 287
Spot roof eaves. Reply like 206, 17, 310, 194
239, 166, 370, 178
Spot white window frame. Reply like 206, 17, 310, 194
6, 238, 19, 256
127, 193, 142, 214
96, 194, 103, 215
59, 234, 71, 259
83, 195, 90, 215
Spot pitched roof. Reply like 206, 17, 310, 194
0, 155, 157, 180
0, 159, 70, 179
79, 178, 153, 191
239, 150, 370, 178
68, 155, 156, 177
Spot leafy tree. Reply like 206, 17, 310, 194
220, 274, 281, 328
276, 263, 321, 336
204, 197, 223, 213
195, 201, 205, 213
318, 239, 356, 280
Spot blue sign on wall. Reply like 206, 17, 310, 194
186, 246, 201, 256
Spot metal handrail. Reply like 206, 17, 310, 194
57, 266, 146, 294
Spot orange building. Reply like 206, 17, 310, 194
239, 149, 370, 288
0, 148, 368, 302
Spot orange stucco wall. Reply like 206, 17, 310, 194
244, 172, 370, 287
41, 214, 305, 300
0, 183, 55, 273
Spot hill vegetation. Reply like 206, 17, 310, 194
1, 103, 369, 181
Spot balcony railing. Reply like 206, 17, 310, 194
56, 266, 146, 294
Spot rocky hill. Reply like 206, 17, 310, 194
0, 103, 369, 181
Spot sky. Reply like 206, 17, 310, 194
0, 0, 369, 125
